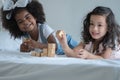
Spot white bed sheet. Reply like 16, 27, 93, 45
0, 50, 120, 80
0, 31, 22, 51
0, 50, 120, 65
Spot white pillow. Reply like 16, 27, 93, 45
0, 31, 22, 51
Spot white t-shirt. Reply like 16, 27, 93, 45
38, 23, 54, 43
22, 23, 54, 51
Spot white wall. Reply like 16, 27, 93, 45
39, 0, 120, 42
0, 1, 2, 31
0, 0, 120, 42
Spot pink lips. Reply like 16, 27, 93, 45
91, 32, 99, 37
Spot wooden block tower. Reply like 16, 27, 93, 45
47, 43, 56, 57
31, 43, 56, 57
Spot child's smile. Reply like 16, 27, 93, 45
15, 9, 37, 32
89, 15, 107, 40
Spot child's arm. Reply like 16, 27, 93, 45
78, 48, 112, 59
56, 30, 72, 56
56, 30, 84, 57
21, 39, 46, 52
47, 33, 57, 43
73, 42, 84, 51
20, 33, 57, 52
77, 49, 102, 59
65, 42, 84, 57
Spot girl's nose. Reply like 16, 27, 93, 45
23, 20, 28, 24
22, 20, 30, 30
93, 26, 98, 31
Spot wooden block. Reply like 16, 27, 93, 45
43, 48, 48, 54
59, 30, 64, 37
56, 30, 64, 38
48, 52, 55, 57
48, 43, 56, 49
48, 48, 55, 57
31, 51, 37, 56
48, 49, 55, 53
41, 52, 47, 57
47, 43, 56, 57
36, 53, 41, 57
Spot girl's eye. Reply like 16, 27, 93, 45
26, 16, 30, 19
90, 23, 93, 25
98, 24, 102, 27
26, 15, 31, 19
17, 20, 23, 24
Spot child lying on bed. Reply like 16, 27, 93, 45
56, 6, 120, 59
1, 0, 78, 55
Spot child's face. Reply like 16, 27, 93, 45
15, 9, 37, 32
89, 15, 107, 41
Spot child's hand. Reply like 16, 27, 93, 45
56, 30, 67, 47
20, 42, 33, 52
20, 39, 37, 52
77, 49, 90, 59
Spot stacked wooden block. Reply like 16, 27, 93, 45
31, 43, 56, 57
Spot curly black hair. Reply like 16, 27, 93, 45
1, 0, 45, 39
82, 6, 120, 50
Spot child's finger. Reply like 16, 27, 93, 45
79, 49, 84, 52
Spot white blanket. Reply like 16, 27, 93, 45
0, 50, 120, 80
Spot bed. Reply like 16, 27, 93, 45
0, 31, 120, 80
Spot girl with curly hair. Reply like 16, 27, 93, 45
57, 6, 120, 59
1, 0, 78, 54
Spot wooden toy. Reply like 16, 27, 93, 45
48, 43, 56, 57
31, 43, 56, 57
56, 30, 64, 38
36, 52, 41, 57
59, 30, 64, 37
31, 51, 37, 56
41, 48, 48, 57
